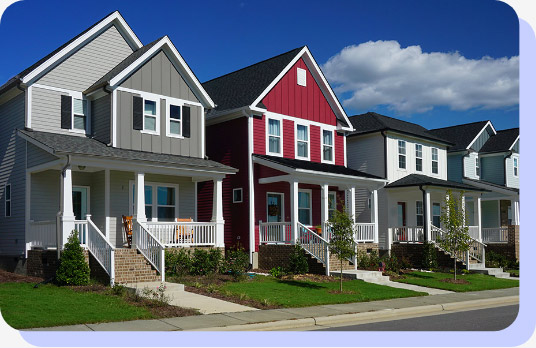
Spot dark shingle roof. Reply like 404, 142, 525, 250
85, 37, 164, 94
19, 130, 236, 173
348, 112, 452, 145
479, 128, 519, 154
385, 174, 487, 192
202, 47, 304, 112
463, 177, 519, 193
253, 154, 383, 180
429, 121, 490, 152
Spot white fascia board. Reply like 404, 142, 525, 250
22, 12, 142, 84
466, 121, 496, 150
508, 135, 520, 151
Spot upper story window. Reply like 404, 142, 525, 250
168, 104, 182, 137
297, 68, 307, 87
144, 99, 158, 133
4, 183, 11, 217
73, 99, 88, 131
415, 144, 423, 172
61, 95, 89, 133
431, 148, 439, 174
322, 129, 334, 163
398, 140, 406, 169
476, 157, 480, 176
267, 118, 282, 155
296, 124, 309, 160
514, 157, 519, 177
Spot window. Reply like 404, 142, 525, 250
322, 130, 334, 162
328, 192, 337, 219
144, 99, 158, 132
416, 201, 424, 226
297, 68, 307, 87
73, 98, 88, 131
132, 183, 177, 221
4, 184, 11, 217
144, 185, 153, 220
476, 157, 480, 176
431, 148, 439, 174
157, 186, 176, 221
432, 203, 441, 227
267, 118, 281, 155
398, 140, 406, 169
415, 144, 423, 172
298, 190, 312, 225
233, 188, 243, 203
514, 157, 519, 177
168, 104, 182, 136
296, 124, 309, 159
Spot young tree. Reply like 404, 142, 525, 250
327, 208, 356, 292
438, 190, 472, 280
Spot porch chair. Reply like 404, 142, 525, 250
175, 217, 194, 243
122, 215, 133, 248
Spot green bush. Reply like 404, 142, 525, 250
270, 266, 285, 279
286, 244, 309, 274
56, 230, 90, 285
421, 241, 438, 270
221, 246, 249, 280
190, 248, 222, 275
486, 250, 513, 269
382, 254, 401, 274
357, 250, 380, 270
165, 248, 192, 276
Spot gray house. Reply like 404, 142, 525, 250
0, 11, 236, 283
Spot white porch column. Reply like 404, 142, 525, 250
372, 189, 379, 243
60, 166, 75, 247
211, 178, 225, 247
424, 189, 431, 241
461, 193, 466, 227
135, 172, 146, 223
476, 194, 482, 241
511, 198, 520, 225
290, 180, 299, 244
321, 184, 329, 229
346, 186, 356, 223
104, 169, 110, 238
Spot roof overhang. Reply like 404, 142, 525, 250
462, 178, 519, 197
508, 135, 520, 151
466, 120, 497, 150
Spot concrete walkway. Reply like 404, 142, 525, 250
24, 287, 518, 331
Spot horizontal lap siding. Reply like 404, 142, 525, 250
253, 115, 266, 155
30, 170, 60, 222
355, 188, 371, 223
89, 171, 106, 233
447, 154, 463, 182
27, 143, 58, 168
109, 171, 133, 247
481, 155, 504, 185
282, 119, 294, 158
346, 134, 385, 178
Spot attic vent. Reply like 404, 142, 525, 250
297, 68, 306, 87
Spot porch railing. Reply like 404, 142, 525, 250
27, 220, 57, 249
430, 224, 486, 267
391, 226, 424, 243
355, 223, 375, 242
146, 221, 216, 247
259, 221, 293, 244
297, 222, 330, 275
86, 216, 115, 285
74, 220, 88, 246
482, 227, 509, 243
467, 226, 479, 240
134, 220, 165, 282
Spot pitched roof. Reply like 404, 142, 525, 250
385, 174, 487, 192
479, 128, 519, 154
253, 154, 383, 180
202, 47, 304, 112
348, 112, 452, 145
429, 121, 490, 152
19, 130, 236, 173
463, 177, 519, 193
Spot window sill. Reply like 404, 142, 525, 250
267, 151, 283, 157
69, 128, 88, 135
167, 133, 185, 139
321, 159, 335, 165
140, 130, 160, 136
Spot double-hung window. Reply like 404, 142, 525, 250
432, 203, 441, 227
298, 190, 312, 225
328, 192, 337, 219
431, 148, 439, 174
296, 124, 309, 159
476, 157, 480, 177
416, 201, 423, 226
398, 140, 406, 169
514, 157, 519, 177
168, 104, 182, 136
144, 99, 158, 133
322, 130, 334, 162
73, 98, 88, 132
4, 184, 11, 217
132, 183, 177, 221
415, 144, 423, 172
267, 118, 281, 155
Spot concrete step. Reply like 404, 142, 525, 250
471, 267, 512, 278
330, 269, 391, 282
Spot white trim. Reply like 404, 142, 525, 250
71, 97, 90, 134
72, 185, 91, 219
266, 117, 283, 157
508, 135, 520, 151
266, 192, 285, 222
112, 89, 117, 146
194, 182, 198, 221
22, 12, 142, 84
141, 97, 160, 135
233, 188, 244, 203
200, 106, 205, 158
165, 98, 185, 139
297, 68, 306, 87
26, 85, 32, 129
295, 123, 310, 161
264, 111, 338, 131
321, 128, 335, 164
248, 116, 255, 261
104, 169, 110, 238
415, 143, 423, 172
398, 140, 407, 169
431, 147, 439, 175
298, 188, 312, 226
343, 131, 347, 167
32, 83, 83, 98
513, 156, 519, 177
115, 86, 203, 107
129, 180, 180, 221
466, 121, 497, 150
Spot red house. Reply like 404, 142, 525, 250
200, 47, 386, 271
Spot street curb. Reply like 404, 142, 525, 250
192, 296, 519, 331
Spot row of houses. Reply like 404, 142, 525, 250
0, 12, 519, 282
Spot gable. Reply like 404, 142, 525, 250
512, 138, 519, 153
470, 124, 494, 152
120, 50, 199, 103
261, 58, 337, 126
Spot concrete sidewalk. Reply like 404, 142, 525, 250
25, 287, 518, 331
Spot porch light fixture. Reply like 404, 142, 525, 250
78, 165, 86, 170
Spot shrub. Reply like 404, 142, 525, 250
486, 250, 511, 269
357, 250, 380, 270
382, 254, 401, 274
165, 248, 191, 276
190, 248, 221, 275
421, 241, 438, 270
56, 230, 90, 285
141, 283, 170, 306
221, 246, 249, 280
269, 266, 285, 279
286, 244, 309, 274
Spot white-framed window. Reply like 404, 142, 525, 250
398, 140, 406, 169
416, 201, 423, 226
297, 68, 307, 87
431, 148, 439, 174
296, 124, 309, 160
4, 183, 11, 217
476, 157, 480, 177
143, 98, 159, 134
72, 98, 88, 132
166, 101, 182, 137
513, 157, 519, 177
432, 202, 441, 227
267, 118, 282, 155
131, 182, 178, 221
233, 188, 243, 203
415, 144, 423, 172
328, 191, 337, 219
298, 189, 312, 225
322, 129, 334, 163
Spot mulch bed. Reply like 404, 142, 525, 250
439, 278, 470, 284
0, 269, 44, 284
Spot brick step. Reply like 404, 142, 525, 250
113, 248, 161, 283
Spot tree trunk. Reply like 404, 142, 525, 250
340, 258, 343, 292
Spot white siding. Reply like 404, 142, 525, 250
505, 155, 519, 189
464, 152, 479, 180
346, 133, 384, 178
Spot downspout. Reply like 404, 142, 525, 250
419, 184, 427, 242
381, 131, 388, 179
57, 155, 72, 259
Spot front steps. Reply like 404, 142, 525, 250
114, 248, 161, 284
330, 269, 391, 282
471, 267, 512, 278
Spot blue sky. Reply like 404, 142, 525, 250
0, 0, 519, 130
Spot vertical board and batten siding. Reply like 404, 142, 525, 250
481, 155, 504, 185
481, 200, 500, 228
346, 133, 385, 178
447, 154, 463, 183
0, 92, 26, 255
91, 94, 111, 144
463, 152, 479, 180
30, 170, 59, 222
36, 25, 134, 91
505, 156, 519, 189
26, 143, 58, 168
469, 126, 493, 152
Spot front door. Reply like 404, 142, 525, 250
267, 193, 284, 222
72, 187, 89, 220
397, 202, 406, 226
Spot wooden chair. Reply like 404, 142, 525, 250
122, 215, 133, 248
175, 217, 194, 243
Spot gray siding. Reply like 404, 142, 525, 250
120, 50, 199, 103
481, 155, 504, 185
470, 126, 493, 152
481, 200, 499, 228
91, 94, 111, 144
37, 25, 134, 91
346, 134, 385, 178
447, 154, 463, 182
354, 188, 371, 223
88, 171, 106, 232
0, 92, 26, 255
116, 90, 202, 156
145, 174, 196, 220
505, 156, 519, 189
109, 171, 134, 247
512, 139, 519, 153
30, 170, 60, 221
27, 143, 58, 168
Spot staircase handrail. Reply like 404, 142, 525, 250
297, 222, 330, 274
430, 224, 486, 266
86, 215, 115, 285
134, 220, 165, 282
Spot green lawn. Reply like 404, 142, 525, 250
0, 283, 154, 329
506, 269, 519, 277
218, 275, 427, 307
394, 271, 519, 292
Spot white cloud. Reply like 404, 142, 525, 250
322, 40, 519, 114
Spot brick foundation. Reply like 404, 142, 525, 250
27, 250, 61, 279
390, 243, 465, 269
485, 225, 519, 262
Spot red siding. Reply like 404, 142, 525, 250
282, 119, 295, 158
262, 59, 337, 126
335, 131, 345, 166
253, 115, 266, 155
310, 125, 321, 163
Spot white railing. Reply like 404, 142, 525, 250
146, 221, 216, 247
391, 226, 424, 243
134, 220, 165, 282
355, 223, 375, 242
430, 224, 486, 268
297, 222, 330, 275
86, 216, 115, 285
482, 227, 509, 243
27, 220, 57, 249
259, 221, 293, 244
74, 220, 88, 246
467, 226, 479, 240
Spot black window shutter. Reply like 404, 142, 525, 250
183, 106, 191, 138
133, 96, 143, 130
60, 95, 72, 129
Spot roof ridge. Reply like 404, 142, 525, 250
429, 120, 490, 131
